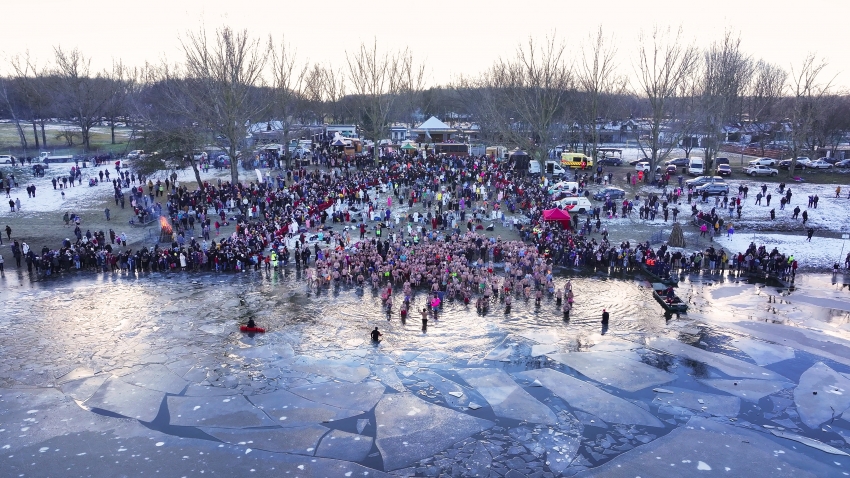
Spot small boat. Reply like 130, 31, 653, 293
240, 326, 266, 333
641, 262, 679, 287
651, 282, 688, 313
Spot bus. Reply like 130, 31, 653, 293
434, 143, 470, 157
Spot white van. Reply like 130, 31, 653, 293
529, 160, 568, 178
554, 196, 592, 214
688, 158, 705, 176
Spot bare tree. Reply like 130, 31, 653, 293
787, 54, 834, 172
634, 26, 696, 173
268, 37, 308, 167
8, 53, 53, 149
52, 47, 111, 151
697, 32, 753, 169
345, 40, 424, 161
578, 27, 626, 160
178, 26, 269, 185
0, 76, 28, 150
103, 60, 136, 145
134, 64, 207, 188
746, 60, 786, 156
462, 35, 574, 164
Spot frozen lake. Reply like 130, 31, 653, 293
1, 268, 850, 476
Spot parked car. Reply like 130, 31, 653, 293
665, 157, 690, 167
795, 157, 812, 168
597, 157, 623, 166
127, 150, 144, 160
685, 175, 725, 187
695, 182, 730, 196
592, 187, 626, 201
818, 156, 840, 165
634, 161, 661, 173
0, 154, 17, 164
664, 165, 678, 175
716, 164, 732, 176
745, 164, 779, 176
748, 157, 776, 167
807, 159, 834, 169
628, 157, 648, 166
835, 159, 850, 168
778, 160, 806, 170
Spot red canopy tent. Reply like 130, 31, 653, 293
542, 208, 572, 228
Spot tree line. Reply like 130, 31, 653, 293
1, 25, 848, 185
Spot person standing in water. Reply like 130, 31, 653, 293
370, 327, 382, 342
601, 309, 609, 325
420, 308, 428, 329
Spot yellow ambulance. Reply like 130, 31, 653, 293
560, 152, 593, 169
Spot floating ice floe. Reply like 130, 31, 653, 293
119, 364, 188, 394
83, 377, 165, 422
457, 368, 558, 425
770, 429, 850, 456
646, 337, 787, 381
699, 378, 794, 402
374, 393, 493, 471
731, 337, 795, 366
515, 368, 663, 428
583, 416, 836, 477
202, 425, 327, 455
288, 380, 385, 412
315, 429, 373, 462
247, 389, 362, 426
289, 356, 371, 383
794, 362, 850, 429
167, 395, 276, 428
546, 351, 675, 392
652, 387, 740, 417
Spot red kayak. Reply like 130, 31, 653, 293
240, 326, 266, 333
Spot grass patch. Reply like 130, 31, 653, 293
0, 122, 140, 156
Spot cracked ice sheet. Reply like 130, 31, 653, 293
482, 336, 515, 361
2, 426, 393, 478
515, 368, 663, 428
203, 425, 327, 455
289, 356, 371, 382
83, 377, 165, 422
316, 429, 374, 462
167, 395, 276, 428
247, 389, 362, 426
457, 368, 558, 425
118, 364, 188, 394
234, 342, 295, 360
288, 380, 385, 412
371, 363, 406, 392
646, 336, 788, 381
415, 371, 487, 409
515, 329, 560, 344
731, 337, 795, 366
577, 416, 834, 478
699, 378, 794, 402
546, 352, 675, 392
374, 393, 494, 471
794, 362, 850, 429
652, 387, 740, 417
60, 374, 110, 402
731, 321, 850, 368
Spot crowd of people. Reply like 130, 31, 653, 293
2, 150, 809, 300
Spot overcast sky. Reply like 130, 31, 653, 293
3, 0, 846, 90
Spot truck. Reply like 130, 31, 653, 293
39, 152, 75, 164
